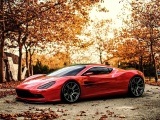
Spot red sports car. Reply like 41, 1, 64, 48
16, 64, 145, 103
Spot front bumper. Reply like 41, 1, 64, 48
15, 88, 61, 103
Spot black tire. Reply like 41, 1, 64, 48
128, 76, 145, 97
61, 81, 80, 103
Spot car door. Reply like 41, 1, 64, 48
81, 67, 116, 97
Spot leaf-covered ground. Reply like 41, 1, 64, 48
0, 81, 22, 89
145, 79, 160, 86
0, 80, 160, 120
0, 108, 58, 120
0, 81, 59, 119
0, 81, 21, 99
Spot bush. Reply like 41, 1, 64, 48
33, 60, 51, 74
119, 62, 155, 77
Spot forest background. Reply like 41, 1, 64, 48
0, 0, 160, 83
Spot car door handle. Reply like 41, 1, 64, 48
84, 81, 95, 85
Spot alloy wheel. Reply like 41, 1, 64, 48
62, 81, 80, 103
129, 76, 145, 97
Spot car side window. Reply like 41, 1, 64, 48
84, 67, 113, 75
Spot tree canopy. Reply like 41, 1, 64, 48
0, 0, 160, 82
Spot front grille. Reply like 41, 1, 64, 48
16, 89, 44, 98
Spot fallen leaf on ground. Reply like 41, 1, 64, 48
119, 115, 126, 118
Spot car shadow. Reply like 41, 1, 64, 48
15, 93, 147, 105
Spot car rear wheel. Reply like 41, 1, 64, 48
61, 81, 80, 103
128, 76, 145, 97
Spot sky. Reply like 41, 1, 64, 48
90, 0, 124, 28
73, 0, 127, 64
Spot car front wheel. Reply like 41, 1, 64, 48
128, 76, 145, 97
61, 81, 81, 103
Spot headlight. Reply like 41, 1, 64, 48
37, 81, 55, 89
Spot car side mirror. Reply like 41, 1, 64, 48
83, 72, 93, 76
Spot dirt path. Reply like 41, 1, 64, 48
0, 84, 160, 120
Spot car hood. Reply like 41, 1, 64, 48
16, 76, 63, 89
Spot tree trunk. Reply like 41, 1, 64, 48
152, 53, 158, 82
0, 0, 5, 83
98, 47, 103, 64
150, 25, 158, 82
0, 36, 5, 83
18, 44, 22, 81
18, 31, 22, 81
29, 49, 33, 75
25, 48, 30, 77
139, 56, 144, 73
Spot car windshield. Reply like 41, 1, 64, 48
47, 65, 86, 77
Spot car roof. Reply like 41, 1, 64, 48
71, 64, 108, 67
